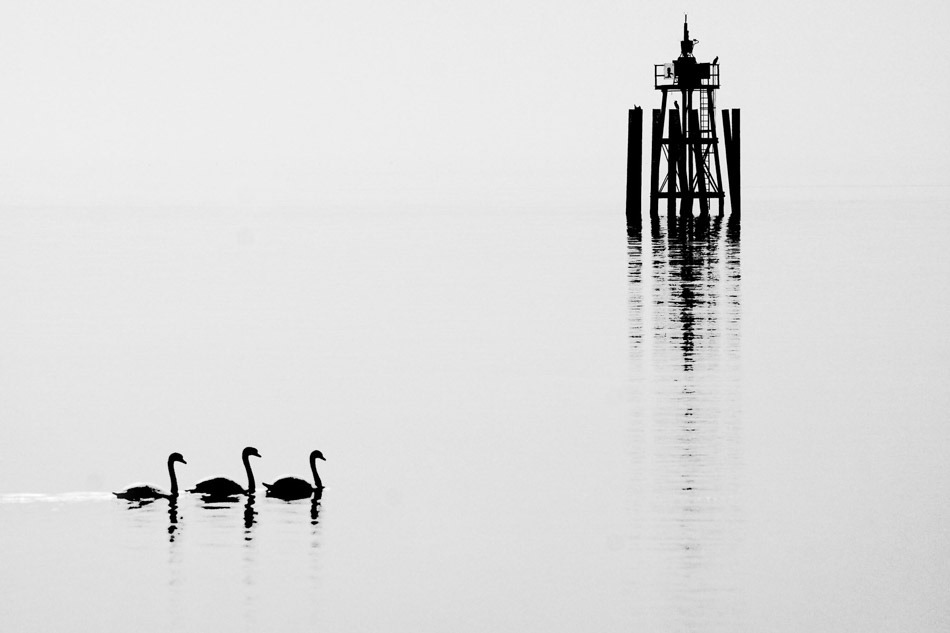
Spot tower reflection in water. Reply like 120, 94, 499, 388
627, 212, 742, 631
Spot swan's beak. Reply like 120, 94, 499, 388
181, 458, 187, 464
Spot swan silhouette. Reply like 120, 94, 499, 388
114, 452, 187, 500
188, 446, 261, 498
263, 450, 326, 500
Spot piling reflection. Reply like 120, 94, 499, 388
627, 210, 742, 631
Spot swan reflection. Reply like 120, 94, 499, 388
243, 494, 257, 538
167, 497, 180, 541
261, 488, 324, 527
310, 491, 322, 527
116, 494, 184, 543
192, 491, 258, 540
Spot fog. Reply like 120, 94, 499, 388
0, 0, 945, 210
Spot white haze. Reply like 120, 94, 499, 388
0, 0, 946, 210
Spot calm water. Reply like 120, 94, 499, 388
1, 189, 948, 631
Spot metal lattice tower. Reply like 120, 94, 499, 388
625, 17, 740, 231
649, 17, 725, 219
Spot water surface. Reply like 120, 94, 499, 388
1, 189, 948, 631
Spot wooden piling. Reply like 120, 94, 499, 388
667, 111, 677, 218
722, 110, 732, 172
625, 107, 643, 229
649, 109, 663, 221
722, 109, 741, 218
731, 109, 740, 218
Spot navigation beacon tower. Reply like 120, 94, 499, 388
626, 17, 741, 229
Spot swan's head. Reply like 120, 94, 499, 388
169, 452, 187, 465
310, 449, 326, 462
244, 446, 261, 459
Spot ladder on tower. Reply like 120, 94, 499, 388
697, 89, 717, 189
699, 89, 710, 135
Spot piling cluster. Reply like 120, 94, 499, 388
626, 18, 741, 232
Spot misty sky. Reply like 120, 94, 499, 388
0, 0, 946, 209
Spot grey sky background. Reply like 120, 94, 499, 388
0, 0, 946, 210
1, 2, 949, 494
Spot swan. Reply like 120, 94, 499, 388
188, 446, 261, 497
114, 452, 187, 500
263, 449, 325, 500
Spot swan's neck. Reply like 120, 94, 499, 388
243, 454, 256, 493
167, 460, 179, 495
310, 456, 323, 489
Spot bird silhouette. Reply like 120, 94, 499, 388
189, 447, 261, 498
263, 450, 326, 500
114, 453, 187, 501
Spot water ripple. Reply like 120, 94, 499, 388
627, 212, 743, 631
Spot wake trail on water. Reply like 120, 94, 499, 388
0, 492, 115, 503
